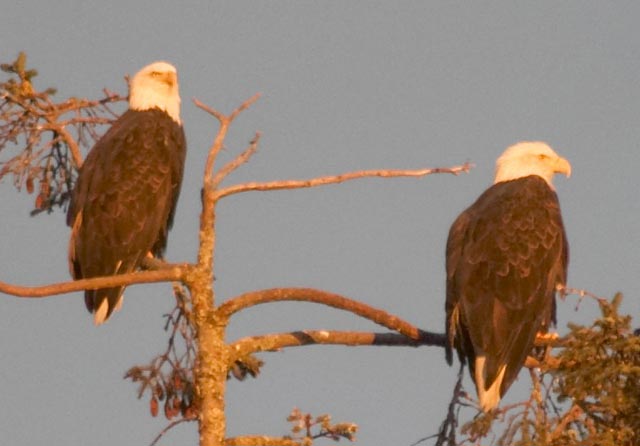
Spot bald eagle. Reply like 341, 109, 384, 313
67, 61, 186, 325
445, 141, 570, 412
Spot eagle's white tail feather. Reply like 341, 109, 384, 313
92, 293, 124, 326
475, 355, 507, 412
94, 299, 110, 326
113, 294, 124, 312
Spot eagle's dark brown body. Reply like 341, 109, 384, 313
445, 175, 568, 410
67, 108, 186, 324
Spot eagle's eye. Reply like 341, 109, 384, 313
538, 154, 547, 160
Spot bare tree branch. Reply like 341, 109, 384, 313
219, 287, 427, 340
1, 53, 128, 213
52, 124, 82, 168
229, 329, 445, 361
212, 132, 261, 187
214, 163, 473, 200
189, 94, 262, 446
225, 436, 300, 446
0, 265, 188, 298
194, 94, 261, 278
150, 417, 196, 446
194, 93, 261, 187
558, 285, 609, 310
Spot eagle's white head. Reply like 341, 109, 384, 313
494, 141, 571, 189
129, 61, 181, 124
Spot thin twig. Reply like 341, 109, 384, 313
194, 93, 261, 184
558, 285, 608, 310
551, 404, 584, 438
228, 93, 261, 120
150, 417, 196, 446
214, 163, 473, 200
418, 362, 465, 446
53, 124, 82, 168
212, 132, 261, 187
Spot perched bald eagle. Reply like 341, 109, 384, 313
67, 61, 186, 325
445, 141, 570, 412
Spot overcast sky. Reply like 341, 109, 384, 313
1, 2, 639, 446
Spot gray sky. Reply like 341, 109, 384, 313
1, 2, 639, 445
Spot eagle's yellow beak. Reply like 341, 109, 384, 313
554, 156, 572, 178
149, 70, 177, 87
163, 72, 177, 87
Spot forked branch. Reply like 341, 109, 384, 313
194, 93, 261, 186
212, 132, 261, 187
194, 94, 261, 273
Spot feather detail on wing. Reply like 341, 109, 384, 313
67, 109, 186, 324
445, 175, 568, 411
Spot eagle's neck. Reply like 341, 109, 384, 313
129, 89, 181, 125
494, 168, 555, 190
